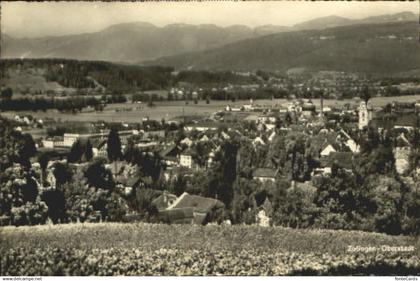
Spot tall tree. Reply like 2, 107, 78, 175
52, 162, 72, 189
107, 128, 122, 162
360, 85, 371, 104
85, 160, 114, 190
85, 139, 93, 162
68, 139, 83, 163
14, 133, 37, 168
38, 152, 50, 187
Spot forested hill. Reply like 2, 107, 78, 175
0, 59, 174, 92
146, 21, 420, 75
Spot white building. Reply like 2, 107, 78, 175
393, 133, 412, 175
180, 149, 194, 169
320, 144, 337, 157
358, 101, 373, 130
252, 168, 277, 183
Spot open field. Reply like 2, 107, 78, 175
1, 223, 419, 275
1, 95, 419, 123
3, 68, 77, 97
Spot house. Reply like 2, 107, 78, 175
136, 140, 159, 150
268, 131, 276, 142
265, 124, 276, 131
92, 139, 107, 158
258, 113, 277, 124
142, 130, 165, 139
163, 166, 192, 181
314, 152, 353, 175
184, 123, 218, 132
243, 104, 254, 111
221, 131, 231, 140
393, 133, 412, 175
62, 130, 137, 148
179, 148, 194, 169
159, 192, 225, 225
320, 143, 337, 157
199, 135, 210, 142
252, 168, 277, 182
42, 136, 66, 148
159, 144, 180, 167
180, 137, 193, 147
339, 129, 359, 153
158, 208, 195, 224
256, 198, 272, 227
301, 103, 316, 118
393, 114, 418, 131
252, 136, 266, 146
106, 160, 130, 176
152, 191, 178, 211
311, 131, 350, 158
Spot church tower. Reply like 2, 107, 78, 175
358, 101, 372, 130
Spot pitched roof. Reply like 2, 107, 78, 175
159, 144, 178, 158
158, 207, 194, 224
180, 137, 193, 145
152, 192, 178, 211
394, 114, 418, 127
91, 139, 106, 149
180, 148, 194, 156
168, 192, 224, 214
320, 152, 353, 169
252, 168, 277, 178
115, 174, 142, 188
395, 133, 412, 147
253, 136, 266, 145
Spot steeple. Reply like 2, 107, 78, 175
358, 100, 372, 130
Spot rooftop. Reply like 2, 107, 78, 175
252, 168, 277, 178
168, 192, 224, 214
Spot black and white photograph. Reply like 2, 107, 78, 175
0, 0, 419, 277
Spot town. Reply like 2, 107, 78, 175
2, 2, 420, 276
1, 73, 419, 235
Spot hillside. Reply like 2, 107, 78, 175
295, 11, 417, 30
0, 59, 174, 94
146, 21, 420, 74
295, 15, 354, 30
1, 223, 419, 275
1, 12, 417, 63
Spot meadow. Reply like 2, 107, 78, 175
1, 223, 419, 275
2, 95, 419, 123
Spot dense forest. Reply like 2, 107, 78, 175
0, 59, 174, 91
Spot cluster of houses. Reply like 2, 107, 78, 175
27, 95, 419, 226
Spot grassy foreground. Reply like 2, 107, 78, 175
1, 223, 419, 275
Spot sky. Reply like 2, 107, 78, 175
2, 1, 419, 38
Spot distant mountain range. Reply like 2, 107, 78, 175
1, 11, 417, 65
146, 21, 420, 74
294, 11, 417, 30
1, 22, 289, 63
